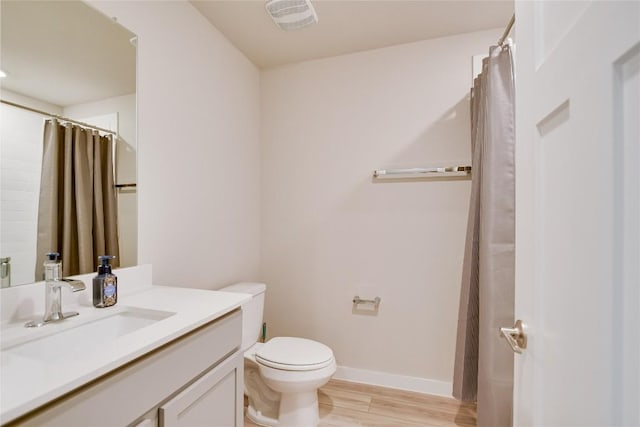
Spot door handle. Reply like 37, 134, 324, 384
500, 320, 527, 354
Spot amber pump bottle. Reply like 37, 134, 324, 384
93, 255, 117, 308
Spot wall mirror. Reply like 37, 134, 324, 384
0, 1, 137, 287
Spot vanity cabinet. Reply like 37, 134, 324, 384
6, 309, 243, 427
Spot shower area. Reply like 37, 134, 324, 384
0, 98, 134, 285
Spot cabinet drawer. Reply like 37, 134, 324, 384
160, 352, 242, 427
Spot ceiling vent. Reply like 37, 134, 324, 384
265, 0, 318, 31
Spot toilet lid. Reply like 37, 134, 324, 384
255, 337, 334, 371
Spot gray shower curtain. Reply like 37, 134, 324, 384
35, 119, 120, 279
452, 43, 515, 427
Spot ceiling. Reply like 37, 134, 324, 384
0, 1, 136, 107
0, 1, 513, 106
191, 0, 514, 69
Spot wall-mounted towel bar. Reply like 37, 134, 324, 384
373, 165, 471, 178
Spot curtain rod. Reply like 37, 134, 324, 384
0, 99, 117, 135
497, 14, 515, 46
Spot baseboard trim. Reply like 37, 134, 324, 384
333, 366, 453, 398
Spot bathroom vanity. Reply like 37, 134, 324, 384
0, 266, 250, 427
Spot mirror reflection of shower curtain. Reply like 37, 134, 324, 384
35, 119, 120, 279
452, 43, 515, 427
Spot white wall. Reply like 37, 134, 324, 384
261, 29, 500, 389
89, 0, 261, 288
0, 90, 62, 286
64, 94, 137, 270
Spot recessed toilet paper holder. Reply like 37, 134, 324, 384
352, 296, 381, 309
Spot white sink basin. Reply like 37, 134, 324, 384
3, 308, 175, 361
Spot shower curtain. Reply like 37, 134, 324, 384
35, 119, 120, 279
452, 43, 515, 427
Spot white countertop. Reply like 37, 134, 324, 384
0, 284, 250, 424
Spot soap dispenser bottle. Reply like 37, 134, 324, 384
93, 255, 117, 308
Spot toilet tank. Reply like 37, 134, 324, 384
219, 282, 266, 351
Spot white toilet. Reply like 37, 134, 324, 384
221, 282, 336, 427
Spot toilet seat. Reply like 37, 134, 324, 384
256, 337, 334, 371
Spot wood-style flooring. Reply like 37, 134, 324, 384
244, 379, 477, 427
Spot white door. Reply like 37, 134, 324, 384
514, 1, 639, 426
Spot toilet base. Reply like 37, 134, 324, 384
277, 390, 319, 427
247, 404, 279, 427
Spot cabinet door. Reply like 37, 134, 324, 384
160, 353, 242, 427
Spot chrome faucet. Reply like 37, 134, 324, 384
25, 253, 86, 328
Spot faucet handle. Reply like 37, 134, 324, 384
45, 252, 60, 261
